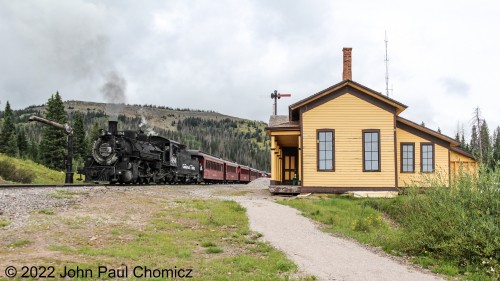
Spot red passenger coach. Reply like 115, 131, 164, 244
239, 166, 250, 183
249, 168, 259, 181
224, 161, 239, 183
190, 151, 224, 183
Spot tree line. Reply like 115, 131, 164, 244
454, 107, 500, 168
0, 93, 271, 173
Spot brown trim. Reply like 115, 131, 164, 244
397, 121, 450, 149
420, 142, 435, 173
450, 146, 476, 159
400, 142, 415, 173
300, 107, 304, 185
362, 129, 381, 172
393, 114, 398, 188
289, 80, 407, 112
270, 180, 280, 185
396, 116, 459, 146
292, 86, 398, 120
266, 127, 301, 132
301, 186, 398, 194
316, 129, 335, 172
448, 149, 451, 185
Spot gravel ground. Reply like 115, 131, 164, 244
0, 180, 444, 281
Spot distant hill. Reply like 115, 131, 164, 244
12, 100, 271, 171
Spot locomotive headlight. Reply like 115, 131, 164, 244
99, 143, 113, 157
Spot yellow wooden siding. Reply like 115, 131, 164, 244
396, 128, 450, 187
302, 93, 395, 187
450, 151, 477, 175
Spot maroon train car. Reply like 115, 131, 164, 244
249, 168, 259, 181
224, 161, 239, 183
190, 151, 225, 183
238, 165, 250, 183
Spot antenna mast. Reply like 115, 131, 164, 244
384, 31, 392, 97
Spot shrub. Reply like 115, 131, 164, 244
0, 159, 35, 183
371, 166, 500, 278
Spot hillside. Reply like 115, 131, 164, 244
12, 100, 271, 171
0, 153, 65, 184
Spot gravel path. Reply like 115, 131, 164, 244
237, 198, 443, 281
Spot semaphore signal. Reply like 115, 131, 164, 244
270, 90, 291, 115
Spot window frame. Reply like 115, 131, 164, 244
420, 142, 435, 173
400, 142, 415, 173
316, 129, 335, 172
362, 129, 381, 172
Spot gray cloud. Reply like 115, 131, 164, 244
440, 77, 470, 97
0, 0, 499, 138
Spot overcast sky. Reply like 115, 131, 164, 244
1, 0, 499, 140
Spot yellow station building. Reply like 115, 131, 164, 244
267, 48, 476, 193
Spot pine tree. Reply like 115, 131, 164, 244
28, 139, 39, 162
480, 120, 492, 165
470, 125, 479, 159
493, 126, 500, 164
16, 128, 28, 158
72, 112, 87, 160
88, 121, 100, 153
460, 134, 468, 152
39, 92, 67, 170
0, 101, 18, 156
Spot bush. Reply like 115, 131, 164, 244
0, 159, 35, 183
371, 167, 500, 278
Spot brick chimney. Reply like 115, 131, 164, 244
342, 47, 352, 80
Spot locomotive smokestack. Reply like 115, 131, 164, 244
109, 120, 118, 135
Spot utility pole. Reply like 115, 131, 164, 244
270, 90, 291, 115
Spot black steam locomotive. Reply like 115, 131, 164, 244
80, 120, 200, 184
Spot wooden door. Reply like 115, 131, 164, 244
282, 148, 298, 185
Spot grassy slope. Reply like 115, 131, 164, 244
0, 153, 65, 184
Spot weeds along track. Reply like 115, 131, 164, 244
0, 183, 99, 189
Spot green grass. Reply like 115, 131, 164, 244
280, 196, 402, 254
206, 247, 224, 254
280, 168, 500, 281
47, 199, 312, 280
0, 153, 65, 184
38, 209, 55, 215
0, 218, 10, 228
49, 189, 79, 199
8, 239, 32, 248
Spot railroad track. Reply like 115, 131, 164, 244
0, 183, 101, 189
0, 182, 206, 189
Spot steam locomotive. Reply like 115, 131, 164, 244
80, 120, 264, 184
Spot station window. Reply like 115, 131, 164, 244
363, 130, 380, 172
401, 143, 415, 173
421, 143, 434, 173
317, 130, 334, 171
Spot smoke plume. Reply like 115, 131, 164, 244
101, 71, 127, 117
138, 109, 157, 136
